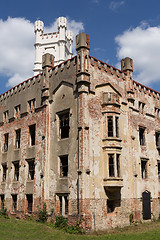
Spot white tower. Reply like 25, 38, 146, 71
33, 17, 73, 75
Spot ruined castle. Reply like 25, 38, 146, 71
0, 16, 160, 230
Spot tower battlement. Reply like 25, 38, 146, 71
33, 17, 73, 76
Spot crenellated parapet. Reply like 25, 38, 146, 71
34, 17, 73, 76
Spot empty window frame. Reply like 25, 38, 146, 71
15, 129, 21, 149
28, 99, 35, 113
14, 105, 21, 119
155, 108, 160, 118
59, 195, 69, 215
12, 194, 17, 212
29, 124, 36, 146
2, 163, 7, 182
60, 155, 68, 178
26, 194, 33, 213
156, 132, 160, 147
27, 159, 35, 180
107, 116, 119, 138
139, 127, 145, 146
108, 154, 120, 178
107, 199, 115, 213
158, 161, 160, 180
3, 111, 8, 123
141, 159, 148, 179
139, 101, 145, 114
13, 161, 19, 181
59, 111, 70, 139
0, 195, 4, 209
4, 133, 9, 152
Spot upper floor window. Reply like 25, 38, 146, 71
4, 133, 9, 152
60, 155, 68, 178
155, 132, 160, 147
108, 154, 120, 178
28, 99, 35, 113
27, 159, 35, 180
2, 163, 7, 182
141, 159, 148, 179
155, 108, 160, 118
139, 127, 145, 146
139, 101, 145, 114
13, 161, 19, 181
107, 116, 119, 138
158, 161, 160, 180
15, 129, 21, 149
29, 124, 36, 146
58, 111, 70, 139
3, 111, 8, 123
14, 105, 21, 119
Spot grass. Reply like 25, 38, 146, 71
0, 217, 160, 240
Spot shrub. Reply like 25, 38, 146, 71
0, 201, 8, 218
37, 203, 48, 223
129, 213, 134, 224
54, 215, 67, 229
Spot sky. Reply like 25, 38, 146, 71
1, 0, 160, 93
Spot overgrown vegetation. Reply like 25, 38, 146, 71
37, 203, 48, 223
0, 201, 9, 218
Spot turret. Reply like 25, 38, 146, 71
34, 20, 44, 43
121, 57, 134, 92
57, 17, 67, 40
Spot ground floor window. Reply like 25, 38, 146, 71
26, 194, 33, 214
58, 195, 69, 215
0, 195, 4, 209
12, 194, 17, 212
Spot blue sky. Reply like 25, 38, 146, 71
1, 0, 160, 93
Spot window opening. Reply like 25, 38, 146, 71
115, 117, 119, 137
60, 156, 68, 177
59, 112, 69, 139
139, 102, 145, 114
26, 194, 33, 213
3, 111, 8, 123
2, 163, 7, 182
64, 196, 68, 215
14, 105, 21, 119
107, 199, 115, 213
15, 129, 21, 149
28, 99, 35, 113
13, 161, 19, 181
141, 159, 147, 179
116, 154, 120, 177
4, 133, 9, 152
12, 195, 17, 212
29, 124, 36, 146
156, 132, 160, 147
139, 127, 145, 146
27, 159, 35, 180
108, 116, 113, 137
0, 195, 4, 209
158, 162, 160, 179
109, 154, 114, 177
59, 195, 69, 215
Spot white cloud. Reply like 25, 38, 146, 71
109, 1, 125, 11
0, 17, 84, 88
115, 23, 160, 85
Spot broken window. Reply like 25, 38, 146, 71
59, 195, 69, 215
156, 132, 160, 147
109, 154, 114, 177
29, 124, 36, 146
158, 161, 160, 180
155, 108, 160, 118
26, 194, 33, 213
14, 105, 21, 119
3, 111, 8, 123
108, 116, 113, 137
4, 133, 9, 152
107, 199, 115, 213
107, 116, 120, 138
15, 129, 21, 149
141, 159, 148, 179
139, 127, 145, 146
12, 194, 17, 212
13, 161, 19, 181
60, 155, 68, 177
59, 111, 70, 139
28, 99, 35, 113
139, 102, 145, 114
27, 159, 35, 180
0, 195, 4, 209
2, 163, 7, 182
108, 154, 121, 178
